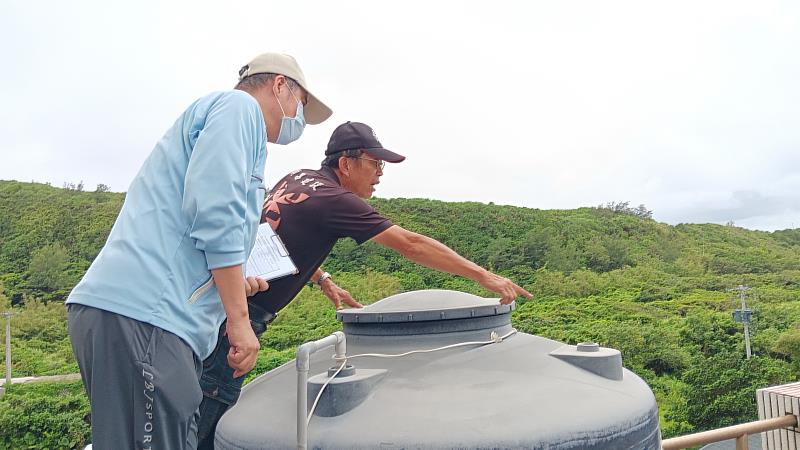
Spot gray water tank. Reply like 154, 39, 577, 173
215, 289, 662, 449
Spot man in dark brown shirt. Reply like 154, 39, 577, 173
196, 121, 532, 448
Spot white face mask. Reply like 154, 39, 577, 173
273, 87, 306, 145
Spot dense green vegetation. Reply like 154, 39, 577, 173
0, 381, 89, 450
1, 180, 799, 448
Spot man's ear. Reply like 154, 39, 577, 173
338, 156, 351, 176
272, 74, 287, 94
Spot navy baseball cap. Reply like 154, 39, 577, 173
325, 122, 405, 163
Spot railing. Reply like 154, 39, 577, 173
661, 414, 798, 450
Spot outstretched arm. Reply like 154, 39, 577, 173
370, 225, 532, 304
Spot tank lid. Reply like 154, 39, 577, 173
337, 289, 514, 323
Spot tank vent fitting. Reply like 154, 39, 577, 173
549, 343, 623, 381
328, 364, 356, 378
307, 369, 387, 417
577, 342, 600, 352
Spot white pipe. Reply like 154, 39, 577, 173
296, 331, 346, 450
294, 329, 514, 449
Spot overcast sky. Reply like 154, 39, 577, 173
2, 1, 798, 231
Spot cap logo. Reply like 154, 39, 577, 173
371, 128, 379, 141
239, 65, 249, 77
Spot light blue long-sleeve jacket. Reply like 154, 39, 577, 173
67, 90, 267, 359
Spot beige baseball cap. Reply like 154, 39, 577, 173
238, 53, 332, 125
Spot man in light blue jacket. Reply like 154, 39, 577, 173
66, 53, 332, 450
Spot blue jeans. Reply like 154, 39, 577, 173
196, 316, 270, 449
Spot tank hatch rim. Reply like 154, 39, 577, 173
336, 289, 515, 324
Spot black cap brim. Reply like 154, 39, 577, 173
363, 147, 406, 163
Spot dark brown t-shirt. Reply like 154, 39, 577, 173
248, 167, 392, 313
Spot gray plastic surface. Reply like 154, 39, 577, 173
343, 313, 511, 336
549, 343, 624, 380
337, 289, 515, 323
339, 289, 517, 336
215, 289, 662, 449
307, 368, 387, 417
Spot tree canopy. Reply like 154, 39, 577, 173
1, 180, 799, 447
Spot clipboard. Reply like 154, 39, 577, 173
245, 223, 299, 281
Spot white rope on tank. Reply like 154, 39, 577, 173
306, 328, 518, 426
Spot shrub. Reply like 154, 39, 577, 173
0, 381, 90, 449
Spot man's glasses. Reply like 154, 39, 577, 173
351, 157, 385, 171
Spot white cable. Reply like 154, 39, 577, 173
306, 358, 347, 426
347, 329, 517, 360
306, 328, 517, 423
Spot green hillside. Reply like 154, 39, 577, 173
1, 180, 799, 448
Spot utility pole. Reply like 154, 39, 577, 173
729, 285, 752, 359
0, 311, 11, 395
